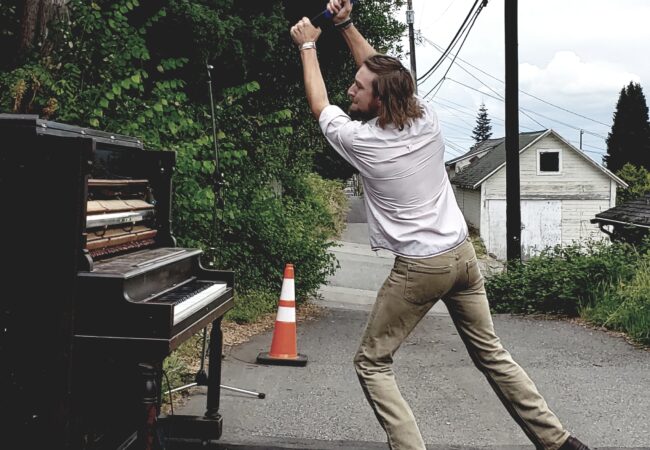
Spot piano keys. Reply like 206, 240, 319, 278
0, 113, 234, 449
75, 247, 233, 359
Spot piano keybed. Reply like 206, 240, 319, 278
151, 278, 228, 325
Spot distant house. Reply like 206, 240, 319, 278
591, 192, 650, 244
446, 129, 627, 260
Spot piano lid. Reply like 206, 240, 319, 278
80, 247, 203, 278
0, 113, 143, 149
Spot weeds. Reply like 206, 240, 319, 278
581, 257, 650, 345
486, 240, 650, 346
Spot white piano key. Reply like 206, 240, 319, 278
172, 281, 228, 325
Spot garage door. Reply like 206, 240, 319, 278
487, 199, 561, 260
521, 200, 561, 259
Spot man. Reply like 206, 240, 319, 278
290, 1, 590, 449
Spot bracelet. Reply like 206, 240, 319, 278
334, 18, 353, 30
300, 41, 316, 51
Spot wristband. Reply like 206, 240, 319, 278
334, 18, 353, 30
300, 41, 317, 51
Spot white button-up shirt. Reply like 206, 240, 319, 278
319, 98, 468, 258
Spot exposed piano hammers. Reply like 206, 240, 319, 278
85, 178, 158, 257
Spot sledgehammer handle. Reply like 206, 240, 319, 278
311, 0, 358, 25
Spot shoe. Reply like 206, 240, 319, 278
558, 436, 591, 450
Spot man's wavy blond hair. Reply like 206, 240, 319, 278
364, 54, 423, 130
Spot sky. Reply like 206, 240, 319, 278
395, 0, 650, 164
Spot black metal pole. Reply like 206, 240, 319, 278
407, 0, 417, 93
205, 319, 223, 420
505, 0, 521, 262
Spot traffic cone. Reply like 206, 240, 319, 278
256, 263, 308, 366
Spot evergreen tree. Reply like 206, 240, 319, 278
605, 81, 650, 172
472, 102, 492, 143
616, 163, 650, 204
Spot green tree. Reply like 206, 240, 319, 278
615, 163, 650, 204
472, 102, 492, 143
604, 81, 650, 172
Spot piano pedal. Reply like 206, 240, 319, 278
158, 414, 222, 445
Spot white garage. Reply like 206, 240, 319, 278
447, 130, 626, 260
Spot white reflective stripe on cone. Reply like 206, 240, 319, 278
279, 278, 295, 301
275, 306, 296, 322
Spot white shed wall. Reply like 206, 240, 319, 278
454, 187, 481, 228
474, 133, 617, 259
483, 134, 612, 201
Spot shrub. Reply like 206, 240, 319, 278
486, 241, 641, 316
225, 289, 278, 324
582, 256, 650, 345
304, 173, 349, 240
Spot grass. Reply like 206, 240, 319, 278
468, 225, 487, 257
581, 258, 650, 346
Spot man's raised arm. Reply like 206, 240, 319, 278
327, 0, 377, 67
290, 18, 329, 119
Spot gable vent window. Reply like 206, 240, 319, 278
538, 149, 561, 174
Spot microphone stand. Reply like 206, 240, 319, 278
191, 62, 264, 400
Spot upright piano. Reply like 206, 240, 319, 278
0, 114, 234, 449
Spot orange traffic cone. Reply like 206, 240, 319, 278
256, 263, 308, 366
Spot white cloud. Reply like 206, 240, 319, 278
520, 51, 640, 98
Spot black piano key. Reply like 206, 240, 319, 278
152, 280, 215, 306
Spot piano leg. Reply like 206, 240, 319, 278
205, 318, 223, 422
138, 362, 160, 450
156, 319, 225, 446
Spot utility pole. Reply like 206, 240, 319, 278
579, 129, 584, 149
505, 0, 521, 261
407, 0, 417, 93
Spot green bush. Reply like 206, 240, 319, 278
582, 256, 650, 345
304, 173, 349, 240
225, 290, 279, 324
486, 241, 641, 316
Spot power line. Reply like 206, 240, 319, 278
435, 97, 539, 132
420, 37, 611, 128
423, 0, 457, 30
445, 77, 548, 129
421, 2, 485, 99
581, 142, 606, 153
417, 0, 483, 84
443, 76, 610, 138
444, 139, 468, 155
430, 60, 548, 129
435, 103, 477, 128
421, 1, 489, 99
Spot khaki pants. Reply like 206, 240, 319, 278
353, 239, 570, 450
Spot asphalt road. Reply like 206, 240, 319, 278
173, 196, 650, 449
174, 308, 649, 449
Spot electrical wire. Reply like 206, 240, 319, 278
421, 37, 611, 128
435, 97, 538, 131
413, 8, 609, 160
435, 103, 477, 128
445, 77, 548, 129
422, 1, 486, 99
417, 0, 483, 84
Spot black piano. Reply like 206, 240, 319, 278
0, 114, 234, 449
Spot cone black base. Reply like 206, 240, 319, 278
256, 352, 308, 367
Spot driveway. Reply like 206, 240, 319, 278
174, 196, 650, 449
